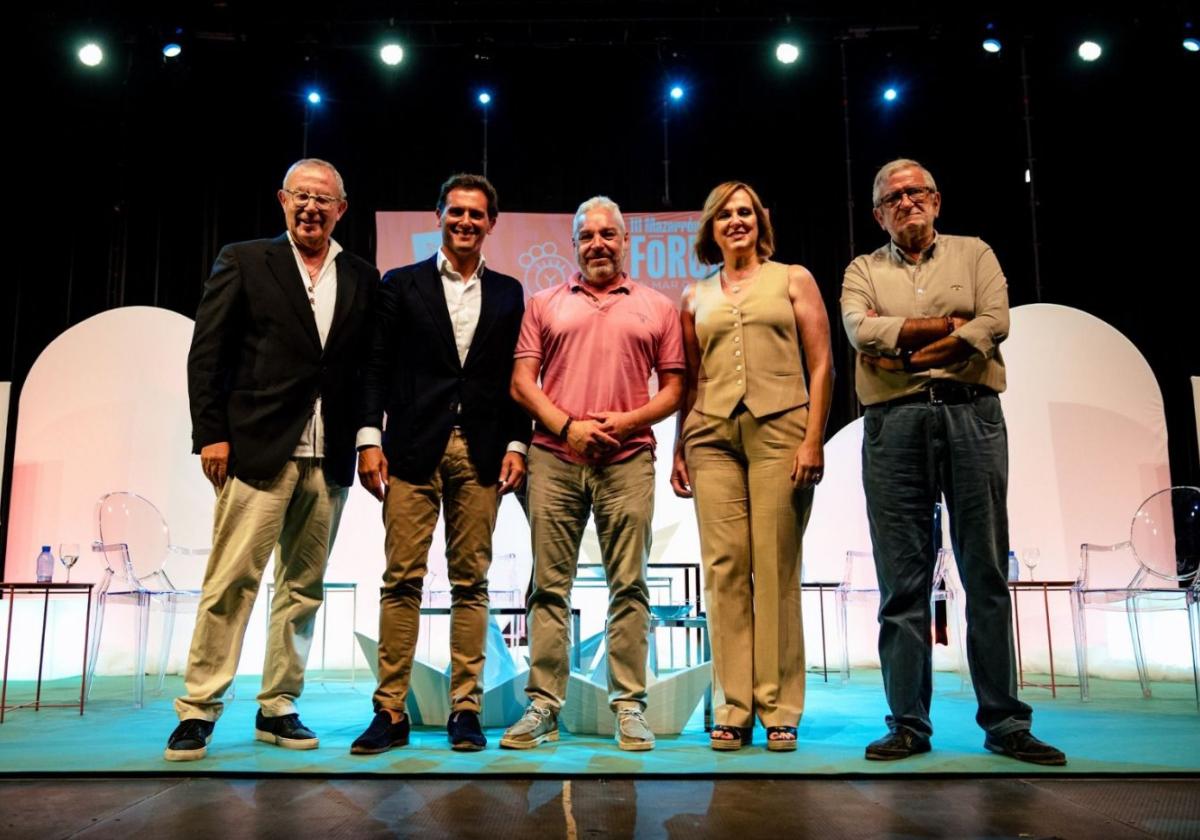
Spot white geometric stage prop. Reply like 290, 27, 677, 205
355, 624, 711, 734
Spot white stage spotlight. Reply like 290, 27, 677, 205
1078, 41, 1102, 62
380, 43, 404, 65
776, 42, 800, 64
78, 43, 103, 67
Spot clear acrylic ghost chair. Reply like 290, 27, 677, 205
835, 550, 879, 683
836, 548, 966, 685
1074, 486, 1200, 707
931, 547, 970, 691
88, 492, 208, 707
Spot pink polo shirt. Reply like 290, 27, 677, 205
515, 273, 685, 464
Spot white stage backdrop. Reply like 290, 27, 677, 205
2, 293, 1184, 685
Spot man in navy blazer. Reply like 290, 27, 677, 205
352, 173, 530, 753
166, 158, 378, 761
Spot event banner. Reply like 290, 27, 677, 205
376, 210, 714, 306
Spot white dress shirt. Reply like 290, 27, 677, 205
287, 232, 341, 458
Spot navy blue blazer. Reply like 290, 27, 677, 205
358, 255, 531, 485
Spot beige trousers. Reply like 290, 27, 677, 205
524, 446, 653, 713
375, 429, 500, 713
175, 458, 348, 721
683, 405, 812, 728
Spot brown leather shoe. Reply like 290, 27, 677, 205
865, 728, 931, 761
984, 730, 1067, 766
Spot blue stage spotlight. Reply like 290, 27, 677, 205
1184, 37, 1199, 53
478, 91, 492, 105
775, 42, 801, 64
882, 87, 898, 103
162, 42, 182, 59
380, 43, 404, 65
1077, 41, 1102, 62
982, 38, 1002, 54
306, 90, 322, 105
78, 42, 103, 67
669, 84, 684, 101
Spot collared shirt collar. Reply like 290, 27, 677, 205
569, 272, 634, 294
888, 232, 938, 266
437, 247, 486, 282
285, 231, 343, 271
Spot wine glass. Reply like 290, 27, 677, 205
1022, 547, 1040, 582
59, 542, 80, 583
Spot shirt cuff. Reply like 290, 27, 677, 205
356, 427, 382, 449
854, 314, 906, 356
506, 441, 528, 456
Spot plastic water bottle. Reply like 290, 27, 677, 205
1007, 550, 1020, 582
36, 545, 54, 583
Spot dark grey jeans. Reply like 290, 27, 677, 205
862, 392, 1032, 738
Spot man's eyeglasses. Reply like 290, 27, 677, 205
283, 188, 342, 209
876, 186, 936, 209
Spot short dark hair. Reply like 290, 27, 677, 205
436, 173, 499, 221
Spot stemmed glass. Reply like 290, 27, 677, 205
1022, 547, 1041, 582
59, 542, 80, 583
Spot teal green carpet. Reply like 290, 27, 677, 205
1, 672, 1196, 776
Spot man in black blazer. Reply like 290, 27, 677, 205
165, 159, 378, 761
351, 173, 530, 753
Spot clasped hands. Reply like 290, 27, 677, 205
566, 410, 638, 460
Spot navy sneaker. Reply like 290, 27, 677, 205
164, 718, 215, 762
254, 710, 319, 750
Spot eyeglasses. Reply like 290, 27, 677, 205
283, 188, 342, 209
876, 186, 936, 209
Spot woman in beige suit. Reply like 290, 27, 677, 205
671, 181, 833, 751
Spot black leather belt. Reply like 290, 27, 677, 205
883, 382, 995, 407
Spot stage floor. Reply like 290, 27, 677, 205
2, 670, 1197, 777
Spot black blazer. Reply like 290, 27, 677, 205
359, 255, 531, 485
187, 234, 378, 487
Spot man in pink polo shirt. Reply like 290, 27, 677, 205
501, 196, 685, 751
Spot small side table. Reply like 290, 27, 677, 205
265, 581, 357, 684
649, 614, 713, 731
801, 581, 839, 682
1008, 580, 1081, 699
1, 582, 94, 723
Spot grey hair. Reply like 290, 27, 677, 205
572, 195, 625, 239
283, 158, 347, 199
871, 158, 937, 207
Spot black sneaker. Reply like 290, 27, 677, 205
350, 710, 410, 755
164, 718, 215, 762
984, 730, 1067, 766
448, 709, 487, 751
864, 728, 932, 761
254, 710, 319, 750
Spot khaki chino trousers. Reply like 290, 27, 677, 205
176, 458, 348, 722
374, 429, 500, 714
524, 446, 654, 713
683, 404, 812, 729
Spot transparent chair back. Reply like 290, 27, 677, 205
96, 492, 173, 590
